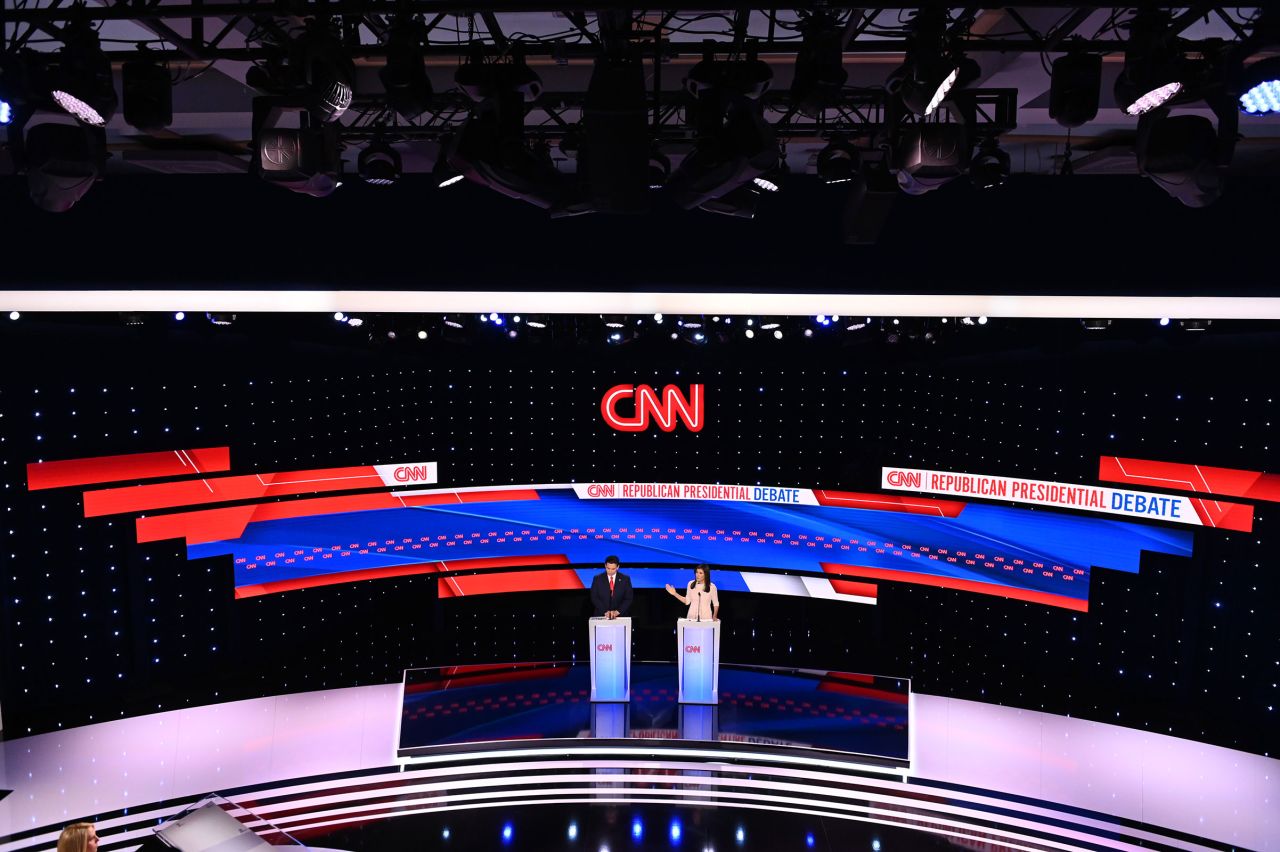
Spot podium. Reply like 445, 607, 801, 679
588, 616, 631, 702
677, 618, 721, 704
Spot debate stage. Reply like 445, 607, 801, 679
397, 662, 911, 766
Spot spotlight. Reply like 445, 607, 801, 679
806, 833, 816, 848
669, 819, 682, 843
872, 840, 881, 852
9, 311, 20, 320
452, 45, 564, 211
501, 823, 514, 844
0, 98, 10, 126
1114, 10, 1187, 117
23, 121, 105, 212
577, 43, 652, 214
489, 312, 500, 322
206, 312, 235, 326
667, 43, 778, 214
816, 137, 860, 184
791, 12, 848, 116
432, 137, 465, 188
891, 10, 977, 117
1137, 114, 1227, 207
735, 827, 745, 845
1239, 57, 1280, 115
334, 312, 345, 321
513, 315, 522, 323
977, 316, 988, 325
609, 332, 623, 342
568, 822, 579, 840
969, 138, 1010, 190
48, 18, 117, 127
804, 328, 813, 337
894, 123, 970, 195
358, 140, 402, 186
442, 828, 451, 841
174, 312, 185, 321
961, 316, 975, 326
417, 330, 428, 340
122, 50, 173, 131
525, 320, 547, 329
752, 173, 780, 193
745, 328, 755, 339
648, 148, 671, 189
773, 329, 783, 339
693, 332, 706, 342
346, 317, 364, 328
254, 117, 342, 198
380, 17, 433, 120
654, 313, 664, 323
1159, 317, 1171, 326
1049, 50, 1101, 129
632, 818, 644, 840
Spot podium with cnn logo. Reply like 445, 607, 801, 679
677, 618, 721, 704
589, 617, 631, 702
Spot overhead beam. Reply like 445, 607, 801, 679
0, 4, 1250, 25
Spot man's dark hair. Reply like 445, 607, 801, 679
604, 555, 620, 566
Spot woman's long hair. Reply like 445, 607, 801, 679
693, 564, 711, 593
57, 825, 94, 852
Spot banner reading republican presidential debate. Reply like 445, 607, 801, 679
880, 466, 1253, 531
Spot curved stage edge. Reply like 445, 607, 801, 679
0, 678, 1275, 852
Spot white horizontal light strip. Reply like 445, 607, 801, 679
270, 795, 1100, 852
0, 757, 1212, 852
239, 774, 1163, 852
3, 291, 1280, 320
397, 743, 906, 775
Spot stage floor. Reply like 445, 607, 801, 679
398, 662, 910, 766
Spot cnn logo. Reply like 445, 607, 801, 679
602, 384, 705, 433
393, 465, 434, 483
886, 469, 921, 488
684, 645, 701, 654
597, 643, 613, 652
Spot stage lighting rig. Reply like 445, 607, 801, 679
1049, 49, 1101, 129
893, 123, 970, 195
969, 138, 1010, 190
577, 16, 651, 215
889, 10, 978, 118
23, 119, 106, 212
1233, 13, 1280, 116
450, 45, 568, 212
665, 42, 778, 215
1114, 10, 1190, 117
358, 138, 401, 186
122, 48, 173, 132
816, 136, 860, 185
252, 100, 343, 197
380, 16, 433, 121
47, 16, 118, 127
245, 18, 355, 123
791, 12, 848, 117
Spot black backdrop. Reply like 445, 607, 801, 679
0, 315, 1275, 757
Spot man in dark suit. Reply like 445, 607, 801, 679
590, 555, 633, 619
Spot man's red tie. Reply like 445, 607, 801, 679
609, 577, 615, 593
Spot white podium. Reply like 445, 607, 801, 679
677, 618, 720, 704
589, 616, 631, 702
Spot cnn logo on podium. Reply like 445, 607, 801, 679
597, 643, 613, 652
601, 384, 705, 433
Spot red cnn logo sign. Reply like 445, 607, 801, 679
393, 465, 435, 483
602, 384, 705, 433
684, 645, 701, 654
886, 470, 922, 488
597, 643, 613, 652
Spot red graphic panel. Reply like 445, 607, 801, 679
815, 489, 966, 517
27, 447, 230, 491
137, 489, 541, 545
404, 663, 570, 694
437, 555, 581, 597
1185, 496, 1254, 532
820, 562, 1089, 612
1100, 456, 1280, 503
235, 561, 442, 598
816, 673, 908, 704
85, 464, 388, 517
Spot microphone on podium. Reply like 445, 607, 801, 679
695, 589, 702, 622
